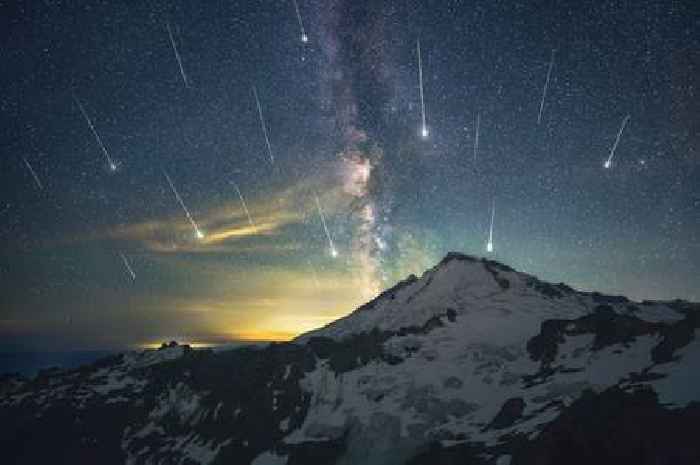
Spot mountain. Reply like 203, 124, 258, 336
2, 252, 699, 464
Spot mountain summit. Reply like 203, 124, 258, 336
2, 253, 699, 464
298, 252, 586, 344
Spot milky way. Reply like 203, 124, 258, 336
0, 0, 697, 350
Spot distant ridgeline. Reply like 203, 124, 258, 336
0, 350, 117, 378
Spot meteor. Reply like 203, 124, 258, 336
487, 199, 495, 253
308, 260, 321, 290
119, 252, 136, 281
314, 194, 338, 258
604, 114, 631, 169
72, 93, 117, 172
473, 112, 480, 163
291, 0, 308, 43
22, 156, 43, 190
166, 21, 190, 88
537, 49, 555, 125
417, 38, 428, 139
162, 169, 205, 239
252, 86, 274, 164
232, 181, 255, 228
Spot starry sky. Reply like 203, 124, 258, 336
1, 0, 698, 351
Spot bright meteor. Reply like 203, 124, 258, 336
604, 114, 631, 169
537, 49, 555, 125
163, 169, 204, 239
252, 86, 274, 164
166, 21, 190, 88
119, 252, 136, 281
291, 0, 308, 43
22, 156, 43, 190
473, 112, 480, 163
72, 93, 117, 172
417, 38, 428, 139
232, 181, 255, 228
314, 194, 338, 258
487, 198, 495, 253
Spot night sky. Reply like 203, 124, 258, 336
1, 0, 698, 351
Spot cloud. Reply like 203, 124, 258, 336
61, 176, 352, 254
109, 198, 304, 253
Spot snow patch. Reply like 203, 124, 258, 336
252, 451, 288, 465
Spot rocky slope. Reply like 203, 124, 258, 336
2, 253, 699, 464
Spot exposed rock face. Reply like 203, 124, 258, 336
514, 387, 700, 465
487, 397, 526, 430
2, 253, 699, 464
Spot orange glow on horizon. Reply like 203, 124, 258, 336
231, 330, 298, 342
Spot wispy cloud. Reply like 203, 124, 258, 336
70, 178, 340, 253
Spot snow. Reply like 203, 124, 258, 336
647, 330, 700, 406
178, 435, 229, 465
252, 451, 288, 465
122, 345, 186, 369
149, 382, 203, 426
123, 422, 228, 465
629, 302, 686, 323
497, 455, 512, 465
213, 402, 223, 420
298, 257, 590, 346
92, 374, 146, 396
279, 417, 290, 431
284, 257, 698, 459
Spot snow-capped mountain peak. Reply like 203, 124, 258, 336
299, 252, 591, 345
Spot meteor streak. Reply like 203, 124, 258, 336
314, 194, 337, 258
252, 86, 274, 164
72, 93, 117, 171
487, 199, 495, 253
417, 38, 428, 139
537, 49, 555, 125
291, 0, 308, 43
166, 21, 190, 88
22, 157, 43, 190
604, 114, 631, 169
163, 169, 204, 239
119, 252, 136, 281
232, 181, 255, 228
473, 113, 480, 163
308, 260, 321, 290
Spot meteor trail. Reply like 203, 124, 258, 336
22, 157, 43, 190
314, 194, 337, 258
252, 86, 274, 164
487, 199, 495, 253
308, 260, 321, 290
119, 252, 136, 281
604, 114, 631, 169
72, 93, 117, 171
166, 21, 190, 88
163, 169, 204, 239
473, 113, 480, 163
291, 0, 308, 43
417, 38, 428, 139
232, 181, 255, 228
537, 49, 555, 125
